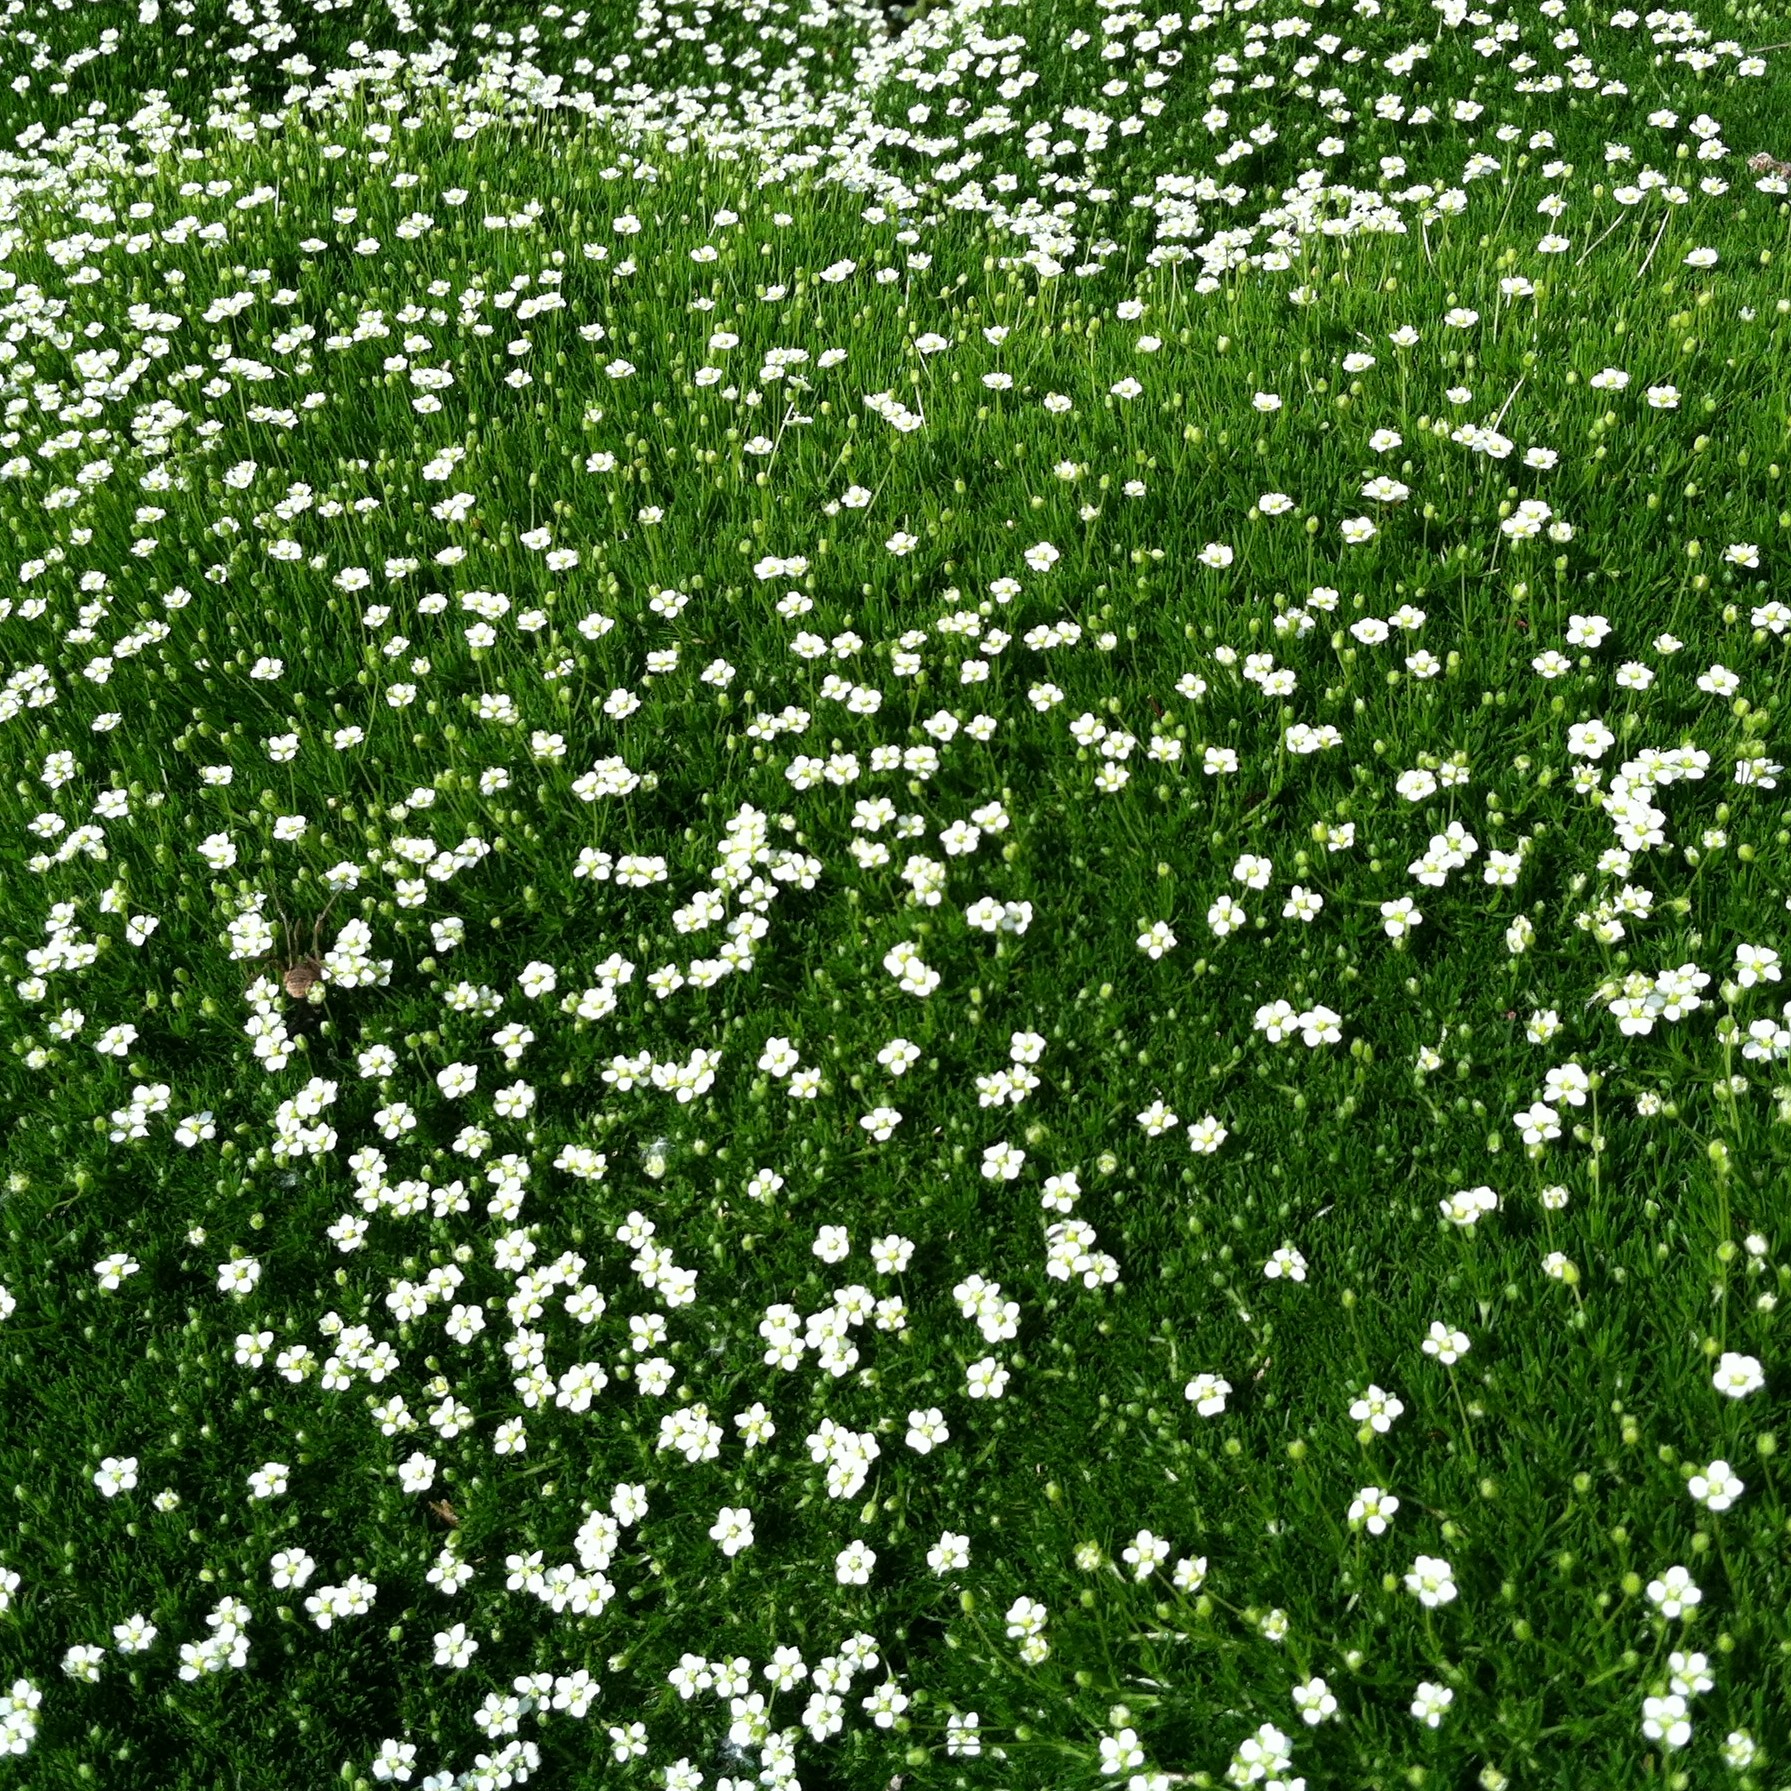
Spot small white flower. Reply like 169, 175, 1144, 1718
928, 1531, 971, 1574
834, 1540, 877, 1586
709, 1505, 755, 1557
1263, 1244, 1307, 1283
1348, 1486, 1399, 1535
1292, 1675, 1338, 1726
1687, 1459, 1744, 1513
1411, 1681, 1454, 1729
966, 1356, 1010, 1400
62, 1644, 105, 1683
1350, 1384, 1404, 1433
94, 1456, 139, 1498
216, 1257, 262, 1297
1646, 1564, 1702, 1619
1184, 1372, 1231, 1417
1187, 1115, 1229, 1155
1121, 1530, 1171, 1582
1404, 1554, 1458, 1608
905, 1407, 949, 1454
1713, 1352, 1765, 1398
246, 1461, 289, 1501
1642, 1692, 1692, 1750
398, 1452, 438, 1494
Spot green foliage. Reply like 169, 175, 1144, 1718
2, 0, 1791, 1788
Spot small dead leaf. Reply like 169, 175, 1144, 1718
428, 1500, 460, 1528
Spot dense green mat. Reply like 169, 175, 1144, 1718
3, 0, 1791, 1786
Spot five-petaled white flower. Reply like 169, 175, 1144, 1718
1184, 1373, 1231, 1417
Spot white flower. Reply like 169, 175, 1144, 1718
1567, 719, 1615, 759
1722, 1731, 1760, 1770
93, 1253, 142, 1291
246, 1461, 289, 1501
1669, 1649, 1713, 1698
1642, 1692, 1692, 1749
981, 1140, 1026, 1181
835, 1540, 876, 1585
1687, 1459, 1744, 1512
1100, 1729, 1147, 1774
1735, 944, 1781, 987
1379, 896, 1422, 939
62, 1645, 104, 1684
1713, 1352, 1765, 1398
1440, 1186, 1499, 1228
945, 1712, 983, 1757
1348, 1486, 1399, 1535
1411, 1682, 1454, 1728
1350, 1384, 1404, 1433
1184, 1373, 1230, 1417
1187, 1114, 1229, 1154
928, 1531, 971, 1574
709, 1505, 755, 1557
1404, 1554, 1457, 1607
1136, 920, 1177, 959
1263, 1244, 1306, 1283
1121, 1530, 1171, 1581
398, 1452, 438, 1494
1513, 1101, 1562, 1147
217, 1257, 262, 1296
112, 1613, 158, 1654
1208, 894, 1247, 937
1229, 1722, 1293, 1780
1292, 1676, 1338, 1726
270, 1548, 315, 1591
436, 1062, 477, 1099
1646, 1564, 1702, 1619
966, 1356, 1010, 1399
371, 1738, 418, 1783
905, 1407, 949, 1454
94, 1456, 139, 1497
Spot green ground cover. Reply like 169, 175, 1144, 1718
4, 0, 1791, 1787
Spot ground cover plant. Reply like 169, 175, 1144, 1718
3, 0, 1791, 1786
